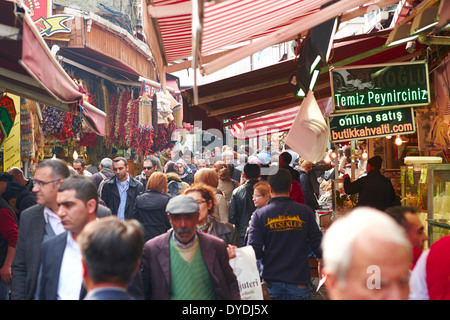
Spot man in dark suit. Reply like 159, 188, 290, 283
11, 159, 70, 300
100, 157, 144, 220
141, 195, 240, 300
11, 160, 111, 300
79, 216, 144, 300
38, 175, 111, 300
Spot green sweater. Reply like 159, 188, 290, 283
169, 237, 216, 300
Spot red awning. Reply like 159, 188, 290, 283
229, 98, 334, 140
148, 0, 322, 63
144, 0, 372, 77
182, 28, 426, 135
0, 1, 106, 135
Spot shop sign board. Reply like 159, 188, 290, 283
0, 105, 13, 137
3, 93, 21, 171
0, 94, 16, 123
330, 61, 430, 114
22, 0, 74, 37
0, 122, 6, 150
328, 107, 416, 143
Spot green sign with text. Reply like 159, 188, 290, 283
330, 61, 430, 114
328, 107, 416, 143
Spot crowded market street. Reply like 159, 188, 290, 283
0, 0, 449, 307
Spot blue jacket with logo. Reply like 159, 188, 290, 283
248, 197, 323, 285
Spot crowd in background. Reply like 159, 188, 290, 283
1, 141, 449, 301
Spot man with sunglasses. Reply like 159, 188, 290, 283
135, 156, 158, 189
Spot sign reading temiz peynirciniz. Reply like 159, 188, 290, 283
328, 107, 416, 143
330, 61, 430, 114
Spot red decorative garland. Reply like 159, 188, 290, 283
56, 112, 74, 143
118, 89, 131, 146
108, 92, 120, 145
79, 132, 97, 147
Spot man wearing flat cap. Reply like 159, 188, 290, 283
343, 155, 396, 211
140, 195, 240, 300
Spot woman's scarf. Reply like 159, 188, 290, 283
176, 159, 191, 178
197, 215, 214, 234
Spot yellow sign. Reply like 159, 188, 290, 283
3, 94, 21, 171
34, 15, 73, 37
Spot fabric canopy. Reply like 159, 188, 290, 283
230, 98, 333, 140
0, 1, 106, 135
182, 28, 425, 135
143, 0, 372, 78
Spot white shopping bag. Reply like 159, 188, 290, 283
229, 246, 263, 300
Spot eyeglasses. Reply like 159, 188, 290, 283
143, 166, 154, 170
195, 200, 207, 205
34, 179, 61, 187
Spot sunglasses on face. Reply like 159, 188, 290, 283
143, 166, 154, 170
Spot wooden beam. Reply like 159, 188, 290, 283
330, 45, 388, 68
198, 77, 289, 105
207, 93, 294, 117
340, 0, 401, 23
166, 47, 238, 73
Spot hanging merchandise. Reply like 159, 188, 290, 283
138, 93, 152, 128
127, 98, 140, 149
108, 90, 122, 145
41, 105, 67, 136
21, 99, 33, 157
155, 91, 174, 125
152, 122, 176, 154
118, 89, 131, 146
165, 90, 182, 129
106, 85, 180, 154
79, 132, 97, 148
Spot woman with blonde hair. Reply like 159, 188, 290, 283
194, 168, 229, 223
252, 180, 271, 209
132, 172, 171, 242
243, 180, 272, 247
184, 183, 240, 248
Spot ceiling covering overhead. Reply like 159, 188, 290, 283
182, 29, 426, 127
142, 0, 374, 87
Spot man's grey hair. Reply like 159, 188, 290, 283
321, 207, 411, 285
100, 158, 113, 169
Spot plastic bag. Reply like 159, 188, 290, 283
229, 246, 263, 300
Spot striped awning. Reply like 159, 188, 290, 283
143, 0, 373, 77
147, 0, 323, 63
229, 98, 333, 140
229, 106, 300, 140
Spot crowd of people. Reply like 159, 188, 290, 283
0, 143, 449, 301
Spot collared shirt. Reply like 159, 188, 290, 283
172, 231, 197, 248
84, 287, 128, 300
116, 175, 130, 221
171, 231, 198, 263
43, 207, 65, 235
57, 232, 83, 300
